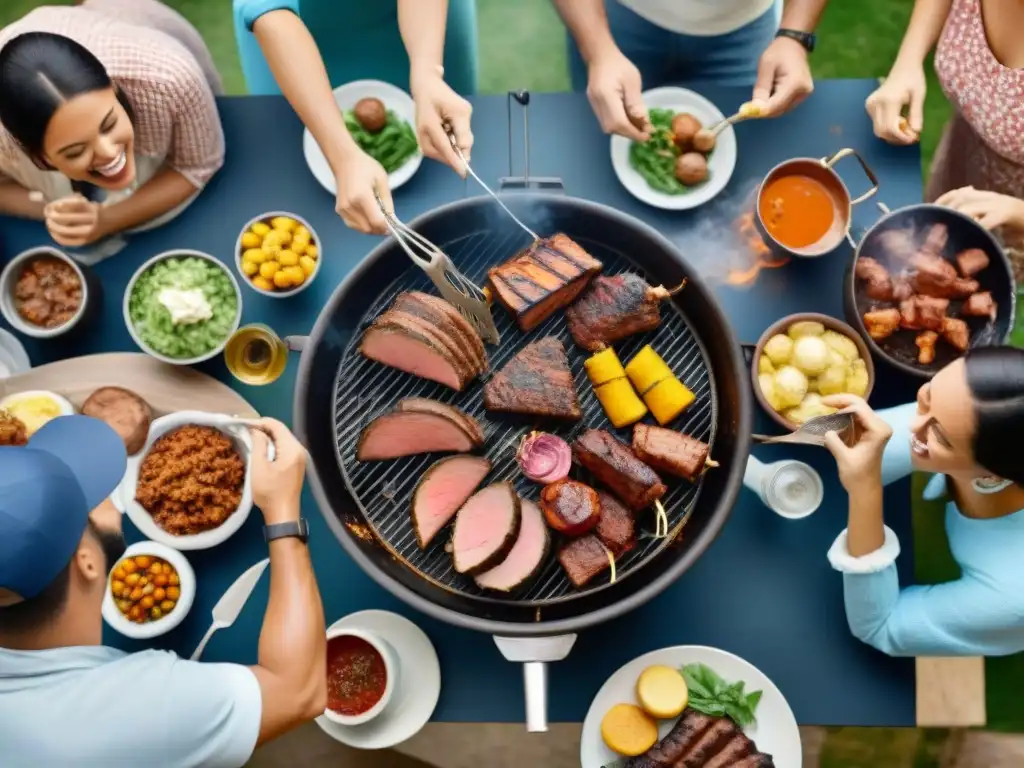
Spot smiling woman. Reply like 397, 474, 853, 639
0, 0, 224, 253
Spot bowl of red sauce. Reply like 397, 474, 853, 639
324, 627, 397, 726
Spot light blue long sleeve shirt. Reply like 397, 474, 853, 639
829, 402, 1024, 657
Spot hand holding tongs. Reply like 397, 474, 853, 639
375, 192, 500, 344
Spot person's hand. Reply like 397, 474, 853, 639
585, 48, 651, 141
410, 65, 473, 176
935, 186, 1024, 232
865, 62, 926, 145
44, 194, 105, 247
820, 394, 892, 491
248, 418, 307, 524
752, 37, 814, 117
334, 146, 392, 234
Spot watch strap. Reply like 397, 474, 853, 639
264, 519, 309, 544
776, 28, 816, 53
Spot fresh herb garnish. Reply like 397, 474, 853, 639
680, 663, 762, 728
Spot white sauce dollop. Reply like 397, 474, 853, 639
157, 288, 213, 326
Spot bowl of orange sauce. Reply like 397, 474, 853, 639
324, 626, 397, 726
755, 148, 879, 259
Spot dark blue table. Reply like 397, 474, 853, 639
0, 79, 925, 727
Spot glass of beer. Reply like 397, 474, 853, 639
224, 324, 290, 385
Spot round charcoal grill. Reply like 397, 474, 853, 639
295, 193, 751, 729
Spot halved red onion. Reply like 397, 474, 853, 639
516, 431, 571, 484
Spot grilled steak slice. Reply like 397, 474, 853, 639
484, 337, 582, 420
488, 233, 603, 331
360, 325, 468, 390
962, 291, 997, 321
540, 479, 601, 536
596, 491, 636, 556
415, 292, 489, 369
398, 397, 484, 445
956, 247, 990, 277
392, 292, 485, 374
732, 755, 775, 768
558, 534, 611, 587
451, 483, 521, 575
676, 717, 740, 768
632, 424, 713, 482
624, 708, 716, 767
377, 309, 476, 381
566, 273, 669, 351
356, 410, 476, 460
701, 733, 756, 768
475, 499, 550, 592
411, 456, 491, 548
572, 429, 667, 511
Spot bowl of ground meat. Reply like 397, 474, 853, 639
0, 247, 95, 339
119, 411, 255, 550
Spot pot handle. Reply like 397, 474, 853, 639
493, 634, 578, 732
821, 148, 879, 206
741, 342, 757, 369
846, 200, 893, 249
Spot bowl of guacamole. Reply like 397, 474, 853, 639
124, 251, 242, 365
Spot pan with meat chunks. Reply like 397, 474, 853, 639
847, 206, 1016, 377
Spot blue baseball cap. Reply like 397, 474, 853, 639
0, 415, 126, 604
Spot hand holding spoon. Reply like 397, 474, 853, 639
692, 100, 768, 151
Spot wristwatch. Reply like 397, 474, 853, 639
264, 519, 310, 544
776, 28, 816, 53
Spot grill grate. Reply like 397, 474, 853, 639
332, 223, 718, 606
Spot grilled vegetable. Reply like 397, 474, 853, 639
624, 345, 673, 395
625, 345, 695, 425
585, 347, 647, 428
517, 432, 571, 484
584, 347, 626, 387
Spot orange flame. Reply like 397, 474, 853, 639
727, 211, 790, 286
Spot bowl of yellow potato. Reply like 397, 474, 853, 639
235, 212, 321, 298
751, 313, 876, 431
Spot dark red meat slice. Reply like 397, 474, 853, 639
565, 273, 668, 351
475, 499, 550, 592
702, 734, 757, 768
483, 337, 582, 420
623, 708, 716, 767
356, 410, 476, 460
451, 483, 521, 575
632, 424, 713, 482
595, 491, 636, 556
676, 718, 740, 768
956, 247, 990, 277
732, 755, 775, 768
359, 326, 467, 390
411, 456, 491, 548
557, 534, 612, 587
539, 479, 601, 536
572, 429, 666, 511
397, 397, 484, 445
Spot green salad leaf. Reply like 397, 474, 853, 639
680, 663, 762, 728
628, 107, 711, 195
344, 110, 419, 173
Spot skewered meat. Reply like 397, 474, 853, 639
360, 325, 468, 390
956, 247, 990, 277
451, 483, 521, 575
899, 295, 949, 331
962, 291, 997, 321
397, 397, 485, 445
595, 491, 636, 556
566, 273, 680, 351
487, 233, 603, 331
483, 337, 582, 420
572, 429, 667, 512
920, 223, 949, 257
475, 499, 550, 592
356, 410, 478, 460
632, 424, 715, 482
411, 455, 491, 548
863, 308, 901, 340
942, 316, 970, 352
558, 534, 612, 587
916, 331, 938, 364
854, 257, 893, 301
392, 292, 488, 373
540, 479, 601, 536
81, 386, 152, 455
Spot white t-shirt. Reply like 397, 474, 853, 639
0, 646, 261, 767
617, 0, 777, 36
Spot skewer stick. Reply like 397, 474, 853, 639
667, 279, 687, 296
598, 541, 618, 585
653, 498, 669, 539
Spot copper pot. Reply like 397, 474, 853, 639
755, 148, 879, 259
747, 312, 877, 432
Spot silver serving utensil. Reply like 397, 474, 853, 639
190, 558, 270, 661
375, 193, 500, 345
753, 409, 859, 448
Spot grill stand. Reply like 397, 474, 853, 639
493, 634, 578, 732
499, 90, 564, 192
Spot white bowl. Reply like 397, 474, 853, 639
119, 411, 254, 550
303, 79, 423, 194
235, 211, 322, 298
323, 626, 399, 727
610, 86, 737, 210
0, 246, 90, 338
123, 249, 243, 366
102, 540, 196, 640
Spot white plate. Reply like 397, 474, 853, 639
0, 329, 30, 378
303, 80, 423, 195
580, 645, 802, 768
611, 87, 737, 210
315, 610, 441, 750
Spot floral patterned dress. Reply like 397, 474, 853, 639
928, 0, 1024, 281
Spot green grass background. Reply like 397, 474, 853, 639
3, 1, 1022, 763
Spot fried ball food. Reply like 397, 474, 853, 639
674, 152, 708, 185
691, 128, 716, 153
354, 97, 387, 133
0, 410, 28, 446
135, 425, 245, 536
670, 113, 702, 151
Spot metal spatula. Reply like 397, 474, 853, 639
753, 409, 859, 447
375, 193, 500, 344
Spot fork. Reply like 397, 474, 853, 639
375, 193, 500, 344
753, 409, 859, 447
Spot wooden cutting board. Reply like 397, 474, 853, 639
0, 352, 258, 418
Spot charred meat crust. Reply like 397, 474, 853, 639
355, 410, 477, 460
397, 397, 485, 445
359, 325, 470, 390
632, 424, 711, 482
484, 337, 582, 420
393, 292, 488, 373
572, 428, 667, 511
566, 273, 664, 351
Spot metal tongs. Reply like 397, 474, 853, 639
375, 193, 500, 344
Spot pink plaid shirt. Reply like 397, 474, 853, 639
0, 1, 224, 190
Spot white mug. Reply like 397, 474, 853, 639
744, 455, 824, 520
